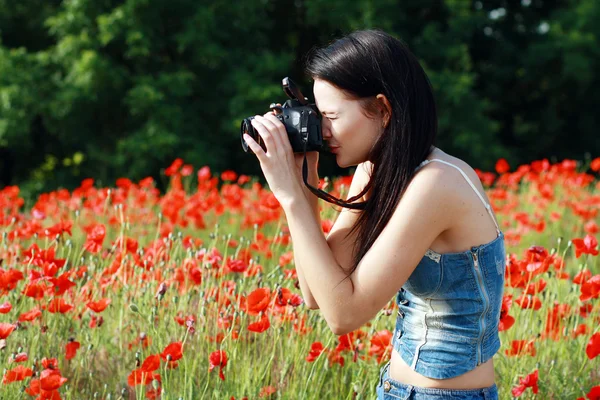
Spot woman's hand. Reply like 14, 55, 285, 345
244, 111, 306, 208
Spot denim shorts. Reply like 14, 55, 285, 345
376, 361, 498, 400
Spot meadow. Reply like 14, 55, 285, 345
1, 156, 599, 400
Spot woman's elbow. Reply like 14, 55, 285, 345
330, 323, 352, 336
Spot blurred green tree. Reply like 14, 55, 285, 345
0, 0, 598, 197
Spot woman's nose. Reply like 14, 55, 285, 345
321, 122, 332, 139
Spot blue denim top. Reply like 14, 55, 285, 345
392, 158, 506, 379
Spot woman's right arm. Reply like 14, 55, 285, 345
295, 161, 373, 310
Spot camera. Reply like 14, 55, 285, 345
240, 77, 324, 154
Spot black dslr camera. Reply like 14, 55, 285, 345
240, 77, 367, 210
240, 77, 324, 154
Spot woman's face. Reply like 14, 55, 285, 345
313, 79, 384, 168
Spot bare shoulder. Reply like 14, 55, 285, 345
409, 151, 489, 222
423, 148, 484, 185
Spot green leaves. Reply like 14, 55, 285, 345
1, 0, 599, 195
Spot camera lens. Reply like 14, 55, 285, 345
240, 118, 253, 152
240, 117, 266, 153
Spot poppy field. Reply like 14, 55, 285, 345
1, 156, 600, 400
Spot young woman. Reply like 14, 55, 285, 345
243, 29, 504, 400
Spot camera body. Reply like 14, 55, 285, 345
241, 77, 324, 154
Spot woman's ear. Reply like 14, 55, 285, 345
376, 94, 392, 128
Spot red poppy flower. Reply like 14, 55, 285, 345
48, 273, 76, 295
495, 158, 510, 174
531, 159, 550, 173
579, 385, 600, 400
209, 350, 228, 381
586, 332, 600, 360
19, 308, 42, 322
44, 220, 73, 238
2, 365, 33, 384
22, 282, 47, 299
181, 164, 194, 176
83, 224, 106, 254
248, 313, 270, 333
23, 370, 62, 399
580, 275, 600, 302
165, 158, 184, 176
499, 312, 515, 332
246, 288, 271, 315
0, 268, 24, 292
275, 287, 304, 307
0, 302, 12, 314
113, 236, 139, 254
41, 358, 59, 370
47, 298, 74, 314
511, 369, 539, 397
221, 170, 237, 182
336, 330, 366, 353
86, 298, 111, 313
40, 369, 68, 391
306, 342, 326, 362
65, 340, 81, 360
197, 166, 211, 182
141, 354, 161, 372
237, 175, 250, 185
127, 368, 155, 386
0, 323, 15, 339
11, 352, 28, 363
25, 378, 41, 396
572, 235, 599, 258
161, 342, 183, 362
368, 330, 393, 363
498, 295, 515, 332
475, 169, 496, 186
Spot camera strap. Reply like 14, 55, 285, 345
300, 121, 367, 210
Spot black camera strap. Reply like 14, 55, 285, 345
300, 115, 367, 210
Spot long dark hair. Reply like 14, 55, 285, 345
304, 29, 438, 284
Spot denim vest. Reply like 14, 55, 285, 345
392, 158, 506, 379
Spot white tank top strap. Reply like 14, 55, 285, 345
415, 158, 501, 235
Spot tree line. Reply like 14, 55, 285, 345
0, 0, 598, 197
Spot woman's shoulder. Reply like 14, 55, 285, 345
412, 149, 501, 252
416, 148, 483, 190
412, 149, 492, 222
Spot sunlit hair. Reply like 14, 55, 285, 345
304, 29, 438, 285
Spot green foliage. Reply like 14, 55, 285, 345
0, 0, 599, 196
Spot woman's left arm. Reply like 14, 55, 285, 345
281, 171, 454, 336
